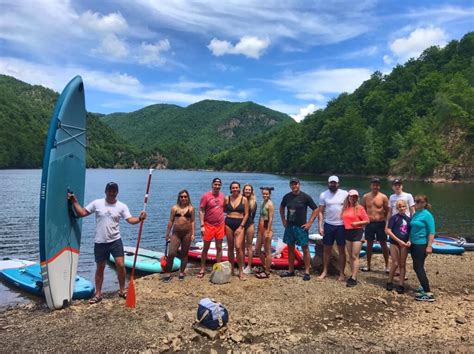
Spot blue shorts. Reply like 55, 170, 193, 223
94, 238, 124, 263
283, 225, 309, 246
323, 223, 345, 246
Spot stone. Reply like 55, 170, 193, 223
335, 314, 343, 320
193, 324, 218, 340
249, 318, 257, 325
353, 343, 364, 350
165, 312, 174, 322
231, 333, 243, 343
455, 317, 468, 324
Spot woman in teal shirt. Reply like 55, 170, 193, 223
410, 195, 436, 302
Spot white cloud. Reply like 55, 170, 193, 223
389, 26, 448, 63
383, 55, 393, 65
208, 36, 270, 59
138, 39, 171, 66
79, 11, 128, 34
272, 68, 372, 101
291, 104, 317, 122
92, 34, 129, 59
0, 57, 249, 108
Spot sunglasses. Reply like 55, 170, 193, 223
415, 199, 425, 204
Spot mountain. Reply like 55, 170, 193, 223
211, 32, 474, 182
102, 100, 295, 168
0, 75, 159, 169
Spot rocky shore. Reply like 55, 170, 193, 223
1, 252, 473, 352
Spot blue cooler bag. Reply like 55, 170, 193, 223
195, 298, 229, 330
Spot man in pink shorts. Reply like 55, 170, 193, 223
197, 177, 225, 278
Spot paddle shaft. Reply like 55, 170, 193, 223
130, 169, 154, 280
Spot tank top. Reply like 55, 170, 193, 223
260, 200, 270, 220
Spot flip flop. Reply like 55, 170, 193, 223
360, 267, 371, 272
256, 272, 270, 279
89, 296, 102, 305
178, 274, 185, 281
119, 292, 127, 299
238, 274, 247, 281
279, 271, 295, 278
196, 271, 205, 279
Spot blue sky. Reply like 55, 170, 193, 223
1, 1, 473, 121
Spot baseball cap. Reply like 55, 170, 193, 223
328, 175, 339, 183
212, 177, 222, 184
105, 182, 119, 192
371, 177, 381, 184
392, 178, 402, 185
348, 189, 359, 197
289, 177, 300, 184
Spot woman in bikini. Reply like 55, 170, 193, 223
255, 187, 274, 279
225, 181, 249, 280
162, 190, 195, 282
243, 184, 257, 274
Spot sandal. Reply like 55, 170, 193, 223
256, 272, 270, 279
196, 271, 205, 279
119, 292, 127, 299
279, 271, 295, 278
89, 296, 102, 305
360, 267, 371, 272
161, 276, 171, 283
178, 274, 185, 281
238, 274, 247, 281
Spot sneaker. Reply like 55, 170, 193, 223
303, 273, 310, 281
395, 285, 405, 294
360, 266, 371, 272
243, 266, 252, 274
386, 282, 394, 291
346, 277, 357, 287
414, 286, 424, 294
415, 292, 435, 302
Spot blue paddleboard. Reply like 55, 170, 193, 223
39, 76, 86, 310
110, 246, 181, 273
0, 260, 94, 299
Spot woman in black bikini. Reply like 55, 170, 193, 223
243, 184, 257, 274
225, 181, 249, 280
163, 190, 195, 282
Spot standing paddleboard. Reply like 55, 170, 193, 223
39, 76, 86, 310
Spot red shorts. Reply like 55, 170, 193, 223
203, 222, 225, 242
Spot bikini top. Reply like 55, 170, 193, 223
175, 208, 192, 219
225, 196, 245, 214
260, 200, 270, 220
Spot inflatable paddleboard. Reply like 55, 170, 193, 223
110, 246, 181, 273
39, 76, 86, 310
0, 259, 94, 299
432, 241, 464, 255
189, 242, 303, 269
435, 236, 474, 251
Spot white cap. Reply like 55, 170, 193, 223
328, 175, 339, 183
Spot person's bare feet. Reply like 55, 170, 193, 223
338, 275, 346, 282
316, 273, 327, 281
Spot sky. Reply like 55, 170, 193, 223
0, 1, 473, 121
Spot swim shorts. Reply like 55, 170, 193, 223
323, 223, 345, 246
202, 222, 225, 242
94, 238, 124, 263
365, 221, 387, 242
283, 225, 309, 246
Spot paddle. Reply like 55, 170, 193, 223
160, 240, 170, 271
126, 169, 154, 308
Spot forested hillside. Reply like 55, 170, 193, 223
102, 100, 294, 168
0, 75, 159, 169
211, 32, 474, 181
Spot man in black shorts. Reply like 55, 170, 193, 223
361, 178, 389, 272
68, 182, 146, 304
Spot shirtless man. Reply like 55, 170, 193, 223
361, 178, 389, 272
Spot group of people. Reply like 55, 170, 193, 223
67, 175, 436, 305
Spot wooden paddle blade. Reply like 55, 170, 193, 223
126, 277, 136, 308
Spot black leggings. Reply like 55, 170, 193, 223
410, 244, 430, 292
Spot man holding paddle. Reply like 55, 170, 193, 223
67, 182, 146, 304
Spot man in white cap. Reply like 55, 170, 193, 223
317, 176, 348, 281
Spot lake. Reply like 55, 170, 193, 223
1, 169, 472, 307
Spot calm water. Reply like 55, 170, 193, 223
1, 169, 473, 307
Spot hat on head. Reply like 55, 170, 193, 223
392, 178, 402, 185
348, 189, 359, 197
328, 175, 339, 183
212, 177, 222, 184
371, 177, 381, 184
105, 182, 119, 192
289, 177, 300, 184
